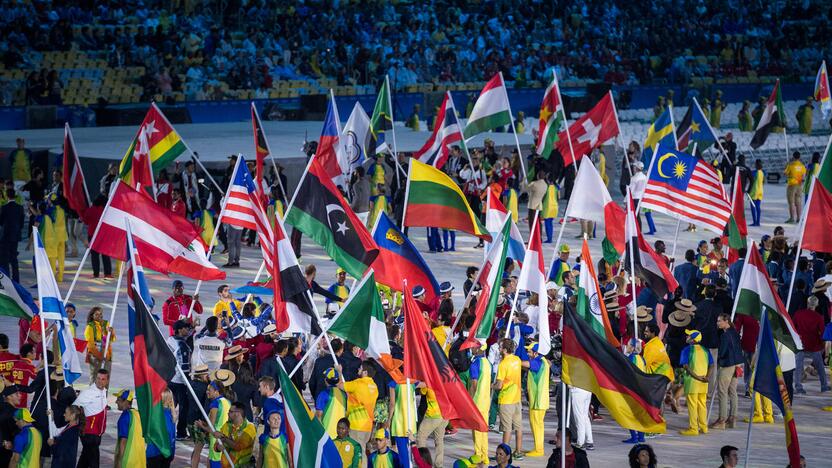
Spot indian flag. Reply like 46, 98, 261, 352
463, 73, 512, 139
536, 71, 565, 159
576, 239, 620, 347
119, 103, 187, 179
516, 215, 550, 354
0, 272, 36, 319
731, 241, 802, 352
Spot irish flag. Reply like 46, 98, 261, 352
461, 218, 511, 350
516, 215, 550, 354
577, 239, 620, 347
463, 73, 512, 139
801, 135, 832, 254
731, 242, 802, 352
726, 167, 748, 263
536, 70, 566, 160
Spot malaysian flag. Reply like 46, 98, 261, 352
414, 91, 463, 169
641, 145, 730, 234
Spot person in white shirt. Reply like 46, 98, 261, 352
74, 369, 109, 467
193, 316, 226, 371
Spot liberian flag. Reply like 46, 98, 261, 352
463, 73, 512, 139
577, 239, 620, 347
564, 159, 626, 261
516, 215, 550, 354
623, 194, 678, 298
485, 191, 525, 265
731, 242, 802, 352
62, 123, 90, 216
414, 91, 463, 169
816, 61, 831, 120
461, 218, 511, 350
315, 91, 345, 187
536, 70, 566, 160
726, 167, 748, 264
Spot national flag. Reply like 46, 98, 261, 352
623, 194, 678, 298
461, 218, 511, 350
485, 191, 525, 265
0, 270, 36, 319
801, 136, 832, 253
62, 123, 90, 216
339, 102, 371, 174
815, 61, 831, 120
641, 107, 676, 165
536, 70, 567, 160
753, 306, 801, 468
286, 158, 379, 278
463, 73, 512, 139
275, 361, 342, 468
33, 229, 82, 384
316, 92, 345, 186
676, 98, 717, 153
370, 77, 394, 155
751, 80, 786, 149
732, 242, 802, 352
641, 145, 731, 234
403, 159, 491, 240
414, 92, 463, 169
125, 225, 176, 458
118, 102, 187, 179
130, 127, 157, 200
371, 212, 439, 301
403, 287, 488, 431
555, 92, 620, 166
91, 181, 225, 281
576, 239, 620, 347
726, 167, 748, 263
125, 221, 154, 314
564, 159, 626, 258
561, 302, 669, 433
251, 103, 271, 196
516, 215, 551, 354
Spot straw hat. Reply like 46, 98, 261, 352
211, 369, 236, 387
50, 368, 65, 382
192, 364, 210, 377
262, 323, 278, 336
812, 279, 831, 293
224, 345, 248, 361
636, 306, 653, 320
668, 311, 692, 327
674, 299, 697, 314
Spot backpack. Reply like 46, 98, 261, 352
448, 336, 472, 373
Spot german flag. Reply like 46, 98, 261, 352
562, 303, 669, 433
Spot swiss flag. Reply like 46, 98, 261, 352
556, 92, 620, 166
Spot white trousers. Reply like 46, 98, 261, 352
570, 387, 593, 446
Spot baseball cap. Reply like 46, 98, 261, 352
559, 244, 570, 253
685, 329, 702, 343
113, 389, 135, 402
374, 428, 390, 440
14, 409, 34, 423
525, 342, 539, 353
324, 367, 340, 385
336, 268, 346, 275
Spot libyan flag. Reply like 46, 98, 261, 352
801, 137, 832, 254
130, 286, 177, 458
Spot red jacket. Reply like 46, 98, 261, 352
162, 295, 202, 334
793, 308, 825, 352
733, 314, 760, 354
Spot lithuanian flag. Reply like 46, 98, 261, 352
403, 159, 490, 240
562, 303, 669, 433
119, 103, 187, 179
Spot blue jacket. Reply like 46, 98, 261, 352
673, 262, 699, 299
728, 258, 744, 297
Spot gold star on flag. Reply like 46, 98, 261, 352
690, 122, 700, 133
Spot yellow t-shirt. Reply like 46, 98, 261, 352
431, 326, 451, 355
496, 354, 522, 404
343, 377, 378, 432
421, 387, 443, 419
213, 300, 243, 318
784, 160, 807, 186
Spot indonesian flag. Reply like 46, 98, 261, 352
576, 239, 620, 347
556, 92, 620, 166
565, 159, 626, 255
516, 215, 550, 354
62, 123, 90, 217
485, 191, 526, 265
816, 61, 831, 120
414, 92, 463, 169
623, 193, 678, 298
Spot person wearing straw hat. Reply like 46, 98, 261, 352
679, 330, 713, 436
521, 342, 549, 457
187, 364, 211, 459
665, 300, 694, 412
112, 389, 146, 468
9, 408, 40, 468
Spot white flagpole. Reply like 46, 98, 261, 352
98, 262, 125, 368
627, 189, 639, 341
34, 227, 55, 438
252, 102, 289, 203
553, 69, 578, 176
500, 72, 528, 183
559, 293, 567, 468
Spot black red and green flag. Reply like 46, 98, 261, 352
726, 167, 748, 263
750, 79, 786, 149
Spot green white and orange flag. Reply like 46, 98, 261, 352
118, 102, 187, 179
536, 70, 566, 159
463, 73, 512, 139
726, 167, 748, 263
576, 239, 620, 348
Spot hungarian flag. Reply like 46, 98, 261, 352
414, 91, 463, 169
726, 167, 748, 263
623, 194, 678, 298
485, 191, 525, 265
461, 218, 511, 350
463, 73, 512, 139
370, 77, 394, 155
515, 215, 550, 354
251, 103, 271, 198
751, 80, 786, 149
564, 159, 626, 262
536, 70, 566, 160
732, 242, 803, 352
371, 212, 439, 301
556, 92, 620, 166
801, 138, 832, 253
62, 123, 90, 216
815, 61, 831, 120
285, 157, 379, 278
118, 102, 187, 179
562, 302, 669, 433
316, 92, 345, 186
0, 272, 36, 319
130, 127, 157, 200
403, 287, 488, 431
276, 360, 342, 467
577, 239, 620, 348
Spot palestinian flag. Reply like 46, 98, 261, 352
463, 73, 512, 139
118, 102, 187, 179
536, 71, 566, 159
623, 194, 678, 298
403, 159, 491, 240
275, 360, 342, 467
62, 123, 90, 216
562, 302, 669, 433
461, 218, 511, 350
726, 167, 748, 263
0, 270, 36, 319
750, 80, 786, 149
577, 240, 620, 347
285, 157, 379, 278
732, 242, 803, 352
370, 76, 394, 155
801, 136, 832, 254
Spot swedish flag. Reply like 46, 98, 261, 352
641, 108, 676, 165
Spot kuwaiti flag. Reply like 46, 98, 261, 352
414, 91, 463, 169
485, 190, 525, 265
463, 73, 512, 139
315, 91, 345, 187
371, 211, 439, 301
815, 61, 831, 120
516, 215, 550, 354
577, 239, 620, 347
33, 228, 82, 384
564, 159, 626, 260
623, 194, 678, 298
732, 242, 802, 352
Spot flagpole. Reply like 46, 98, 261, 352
446, 249, 490, 349
627, 189, 639, 342
743, 305, 767, 468
385, 74, 407, 187
500, 72, 528, 183
400, 158, 413, 230
553, 69, 578, 177
669, 218, 682, 272
99, 262, 125, 369
609, 91, 632, 181
252, 102, 289, 204
34, 233, 55, 439
559, 295, 567, 468
693, 98, 733, 165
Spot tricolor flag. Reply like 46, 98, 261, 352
726, 167, 748, 264
371, 212, 439, 301
0, 271, 36, 319
623, 194, 678, 298
815, 61, 831, 120
118, 102, 187, 179
316, 91, 345, 187
800, 136, 832, 254
61, 123, 90, 216
33, 228, 82, 384
485, 191, 525, 265
516, 215, 550, 354
414, 92, 463, 169
251, 103, 272, 197
577, 239, 620, 348
463, 73, 512, 139
536, 70, 567, 160
751, 79, 786, 149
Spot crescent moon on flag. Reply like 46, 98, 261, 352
657, 152, 677, 178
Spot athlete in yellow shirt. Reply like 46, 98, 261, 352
212, 284, 243, 321
493, 338, 523, 458
339, 362, 378, 450
784, 153, 807, 224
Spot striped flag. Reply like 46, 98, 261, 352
316, 92, 345, 186
624, 194, 678, 298
536, 70, 566, 160
414, 92, 463, 169
815, 61, 831, 120
0, 272, 36, 319
118, 103, 187, 179
485, 190, 525, 265
130, 127, 156, 200
516, 215, 550, 354
577, 239, 620, 347
463, 73, 512, 139
641, 145, 730, 234
62, 123, 90, 216
221, 156, 276, 270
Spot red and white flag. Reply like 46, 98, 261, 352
555, 92, 620, 166
516, 215, 550, 354
414, 92, 463, 169
221, 156, 275, 269
564, 159, 626, 254
62, 123, 90, 216
130, 127, 156, 200
623, 194, 678, 298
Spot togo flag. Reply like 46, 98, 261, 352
0, 271, 36, 319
